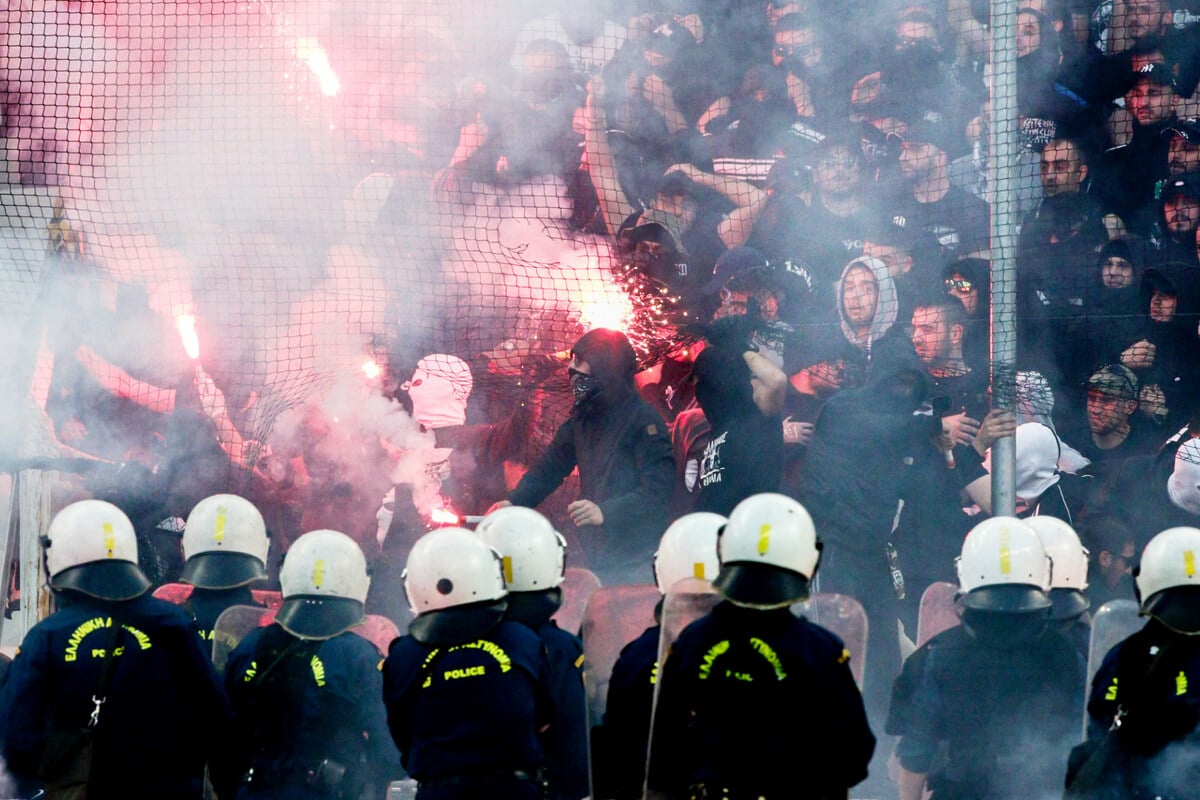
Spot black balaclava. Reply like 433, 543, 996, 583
692, 344, 756, 431
570, 328, 638, 409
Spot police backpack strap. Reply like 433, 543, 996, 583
1063, 640, 1176, 800
38, 619, 125, 800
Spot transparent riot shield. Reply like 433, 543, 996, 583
552, 566, 602, 636
916, 581, 960, 647
355, 613, 401, 656
642, 579, 721, 798
1082, 598, 1142, 737
794, 592, 869, 688
580, 583, 661, 726
211, 604, 276, 671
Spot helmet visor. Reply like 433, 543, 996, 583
408, 600, 508, 646
958, 584, 1052, 613
276, 595, 365, 640
1049, 588, 1091, 622
180, 552, 267, 590
1142, 586, 1200, 634
51, 560, 151, 602
713, 562, 810, 608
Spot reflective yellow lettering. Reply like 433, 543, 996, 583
310, 655, 326, 687
999, 528, 1011, 575
502, 556, 513, 585
1185, 550, 1196, 578
699, 640, 730, 680
443, 666, 486, 680
312, 559, 326, 589
1177, 671, 1188, 696
214, 507, 227, 543
1105, 678, 1118, 702
693, 561, 706, 579
749, 637, 787, 681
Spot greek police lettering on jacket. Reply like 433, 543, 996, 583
0, 500, 235, 798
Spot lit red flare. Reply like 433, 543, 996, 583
430, 507, 461, 526
176, 314, 200, 360
361, 359, 382, 379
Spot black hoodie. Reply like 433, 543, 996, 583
508, 329, 675, 584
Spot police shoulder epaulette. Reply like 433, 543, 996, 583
837, 648, 851, 665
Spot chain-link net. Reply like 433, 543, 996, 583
3, 0, 1199, 559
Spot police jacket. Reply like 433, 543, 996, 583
887, 622, 1085, 800
647, 602, 875, 798
223, 623, 400, 797
530, 617, 590, 800
508, 389, 674, 583
1086, 619, 1200, 798
0, 592, 234, 798
592, 624, 659, 800
382, 618, 553, 782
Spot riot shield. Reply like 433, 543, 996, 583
640, 579, 720, 800
794, 592, 869, 688
552, 566, 602, 636
211, 604, 276, 670
580, 583, 661, 726
355, 613, 401, 656
1082, 598, 1142, 737
916, 581, 960, 647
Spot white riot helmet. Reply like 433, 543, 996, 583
476, 506, 566, 592
1135, 526, 1200, 633
403, 527, 507, 644
277, 530, 369, 640
714, 494, 820, 608
956, 516, 1052, 613
44, 500, 151, 601
1025, 516, 1091, 621
181, 494, 269, 590
654, 512, 725, 593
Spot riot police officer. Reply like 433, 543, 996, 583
646, 493, 876, 800
179, 493, 271, 644
383, 526, 553, 800
888, 516, 1085, 800
592, 511, 724, 800
1077, 526, 1200, 799
1025, 515, 1092, 650
476, 506, 589, 800
223, 529, 400, 798
0, 499, 235, 797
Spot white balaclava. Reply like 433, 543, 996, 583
1168, 438, 1200, 516
987, 422, 1062, 501
405, 354, 473, 430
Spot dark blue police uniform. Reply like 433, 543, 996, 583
531, 618, 589, 800
224, 623, 401, 799
647, 602, 875, 799
383, 618, 553, 800
592, 624, 658, 800
888, 623, 1085, 800
0, 592, 234, 798
1084, 619, 1200, 799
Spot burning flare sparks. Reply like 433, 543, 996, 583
361, 359, 382, 379
295, 37, 341, 97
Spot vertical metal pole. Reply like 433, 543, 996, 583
990, 0, 1019, 518
18, 469, 54, 634
0, 472, 16, 647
